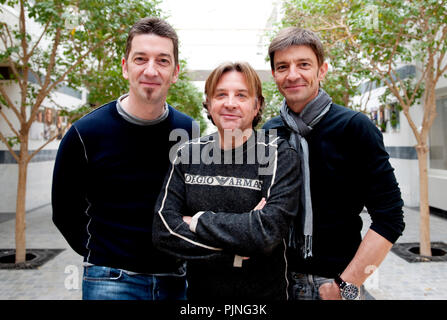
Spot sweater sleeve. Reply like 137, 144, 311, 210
192, 141, 301, 256
349, 113, 405, 243
152, 146, 233, 261
51, 125, 90, 257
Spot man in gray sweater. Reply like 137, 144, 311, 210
153, 61, 301, 300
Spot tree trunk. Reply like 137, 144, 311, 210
15, 139, 29, 264
416, 145, 432, 257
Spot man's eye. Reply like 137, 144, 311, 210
276, 65, 287, 71
134, 57, 146, 64
159, 59, 169, 64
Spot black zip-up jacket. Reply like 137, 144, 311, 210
152, 131, 301, 300
52, 100, 196, 274
263, 103, 405, 277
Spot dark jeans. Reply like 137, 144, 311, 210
288, 272, 365, 300
82, 265, 187, 300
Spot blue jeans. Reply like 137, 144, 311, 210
82, 265, 187, 300
288, 272, 365, 300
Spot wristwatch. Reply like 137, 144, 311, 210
334, 275, 360, 300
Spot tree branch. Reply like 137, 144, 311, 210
19, 0, 27, 56
18, 0, 29, 118
0, 85, 23, 122
409, 65, 427, 104
434, 25, 447, 83
387, 26, 406, 75
0, 107, 20, 137
1, 23, 25, 90
26, 18, 52, 60
360, 81, 374, 113
27, 132, 59, 163
0, 21, 15, 50
377, 65, 420, 141
0, 131, 20, 162
436, 62, 447, 83
28, 68, 43, 87
7, 56, 25, 91
42, 33, 116, 99
40, 25, 62, 97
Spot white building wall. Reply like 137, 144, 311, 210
428, 78, 447, 211
356, 64, 447, 211
383, 103, 421, 207
0, 161, 55, 212
1, 4, 87, 215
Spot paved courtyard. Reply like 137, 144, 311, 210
0, 204, 446, 300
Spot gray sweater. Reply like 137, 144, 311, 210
152, 131, 301, 300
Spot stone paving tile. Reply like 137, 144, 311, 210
0, 204, 446, 300
0, 205, 83, 300
361, 207, 447, 300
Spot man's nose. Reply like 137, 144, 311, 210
224, 94, 238, 108
143, 60, 157, 77
286, 65, 301, 81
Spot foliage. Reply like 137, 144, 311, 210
0, 0, 205, 147
167, 59, 207, 134
259, 80, 282, 127
279, 0, 446, 112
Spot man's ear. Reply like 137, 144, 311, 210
318, 61, 328, 81
255, 97, 261, 113
171, 63, 180, 84
122, 57, 128, 80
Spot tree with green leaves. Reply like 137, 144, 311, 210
267, 1, 372, 112
281, 0, 447, 256
259, 80, 282, 126
261, 1, 373, 124
0, 0, 205, 264
167, 59, 207, 133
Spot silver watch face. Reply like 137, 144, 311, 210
342, 284, 359, 300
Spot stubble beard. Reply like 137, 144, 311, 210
143, 87, 155, 101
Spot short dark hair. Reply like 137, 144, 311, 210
203, 61, 265, 128
268, 27, 325, 70
125, 17, 179, 65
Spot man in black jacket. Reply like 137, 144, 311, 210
263, 27, 405, 300
52, 18, 197, 300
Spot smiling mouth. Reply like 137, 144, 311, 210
139, 80, 161, 87
285, 83, 307, 90
221, 114, 240, 120
140, 81, 161, 87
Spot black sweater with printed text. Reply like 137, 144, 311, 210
153, 131, 302, 300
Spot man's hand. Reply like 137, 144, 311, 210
319, 281, 342, 300
253, 197, 266, 210
183, 216, 192, 225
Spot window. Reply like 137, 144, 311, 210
368, 103, 400, 133
429, 97, 447, 170
388, 103, 400, 132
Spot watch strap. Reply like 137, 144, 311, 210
334, 275, 345, 289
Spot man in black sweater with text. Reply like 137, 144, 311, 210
263, 27, 405, 300
51, 18, 197, 300
153, 61, 301, 300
